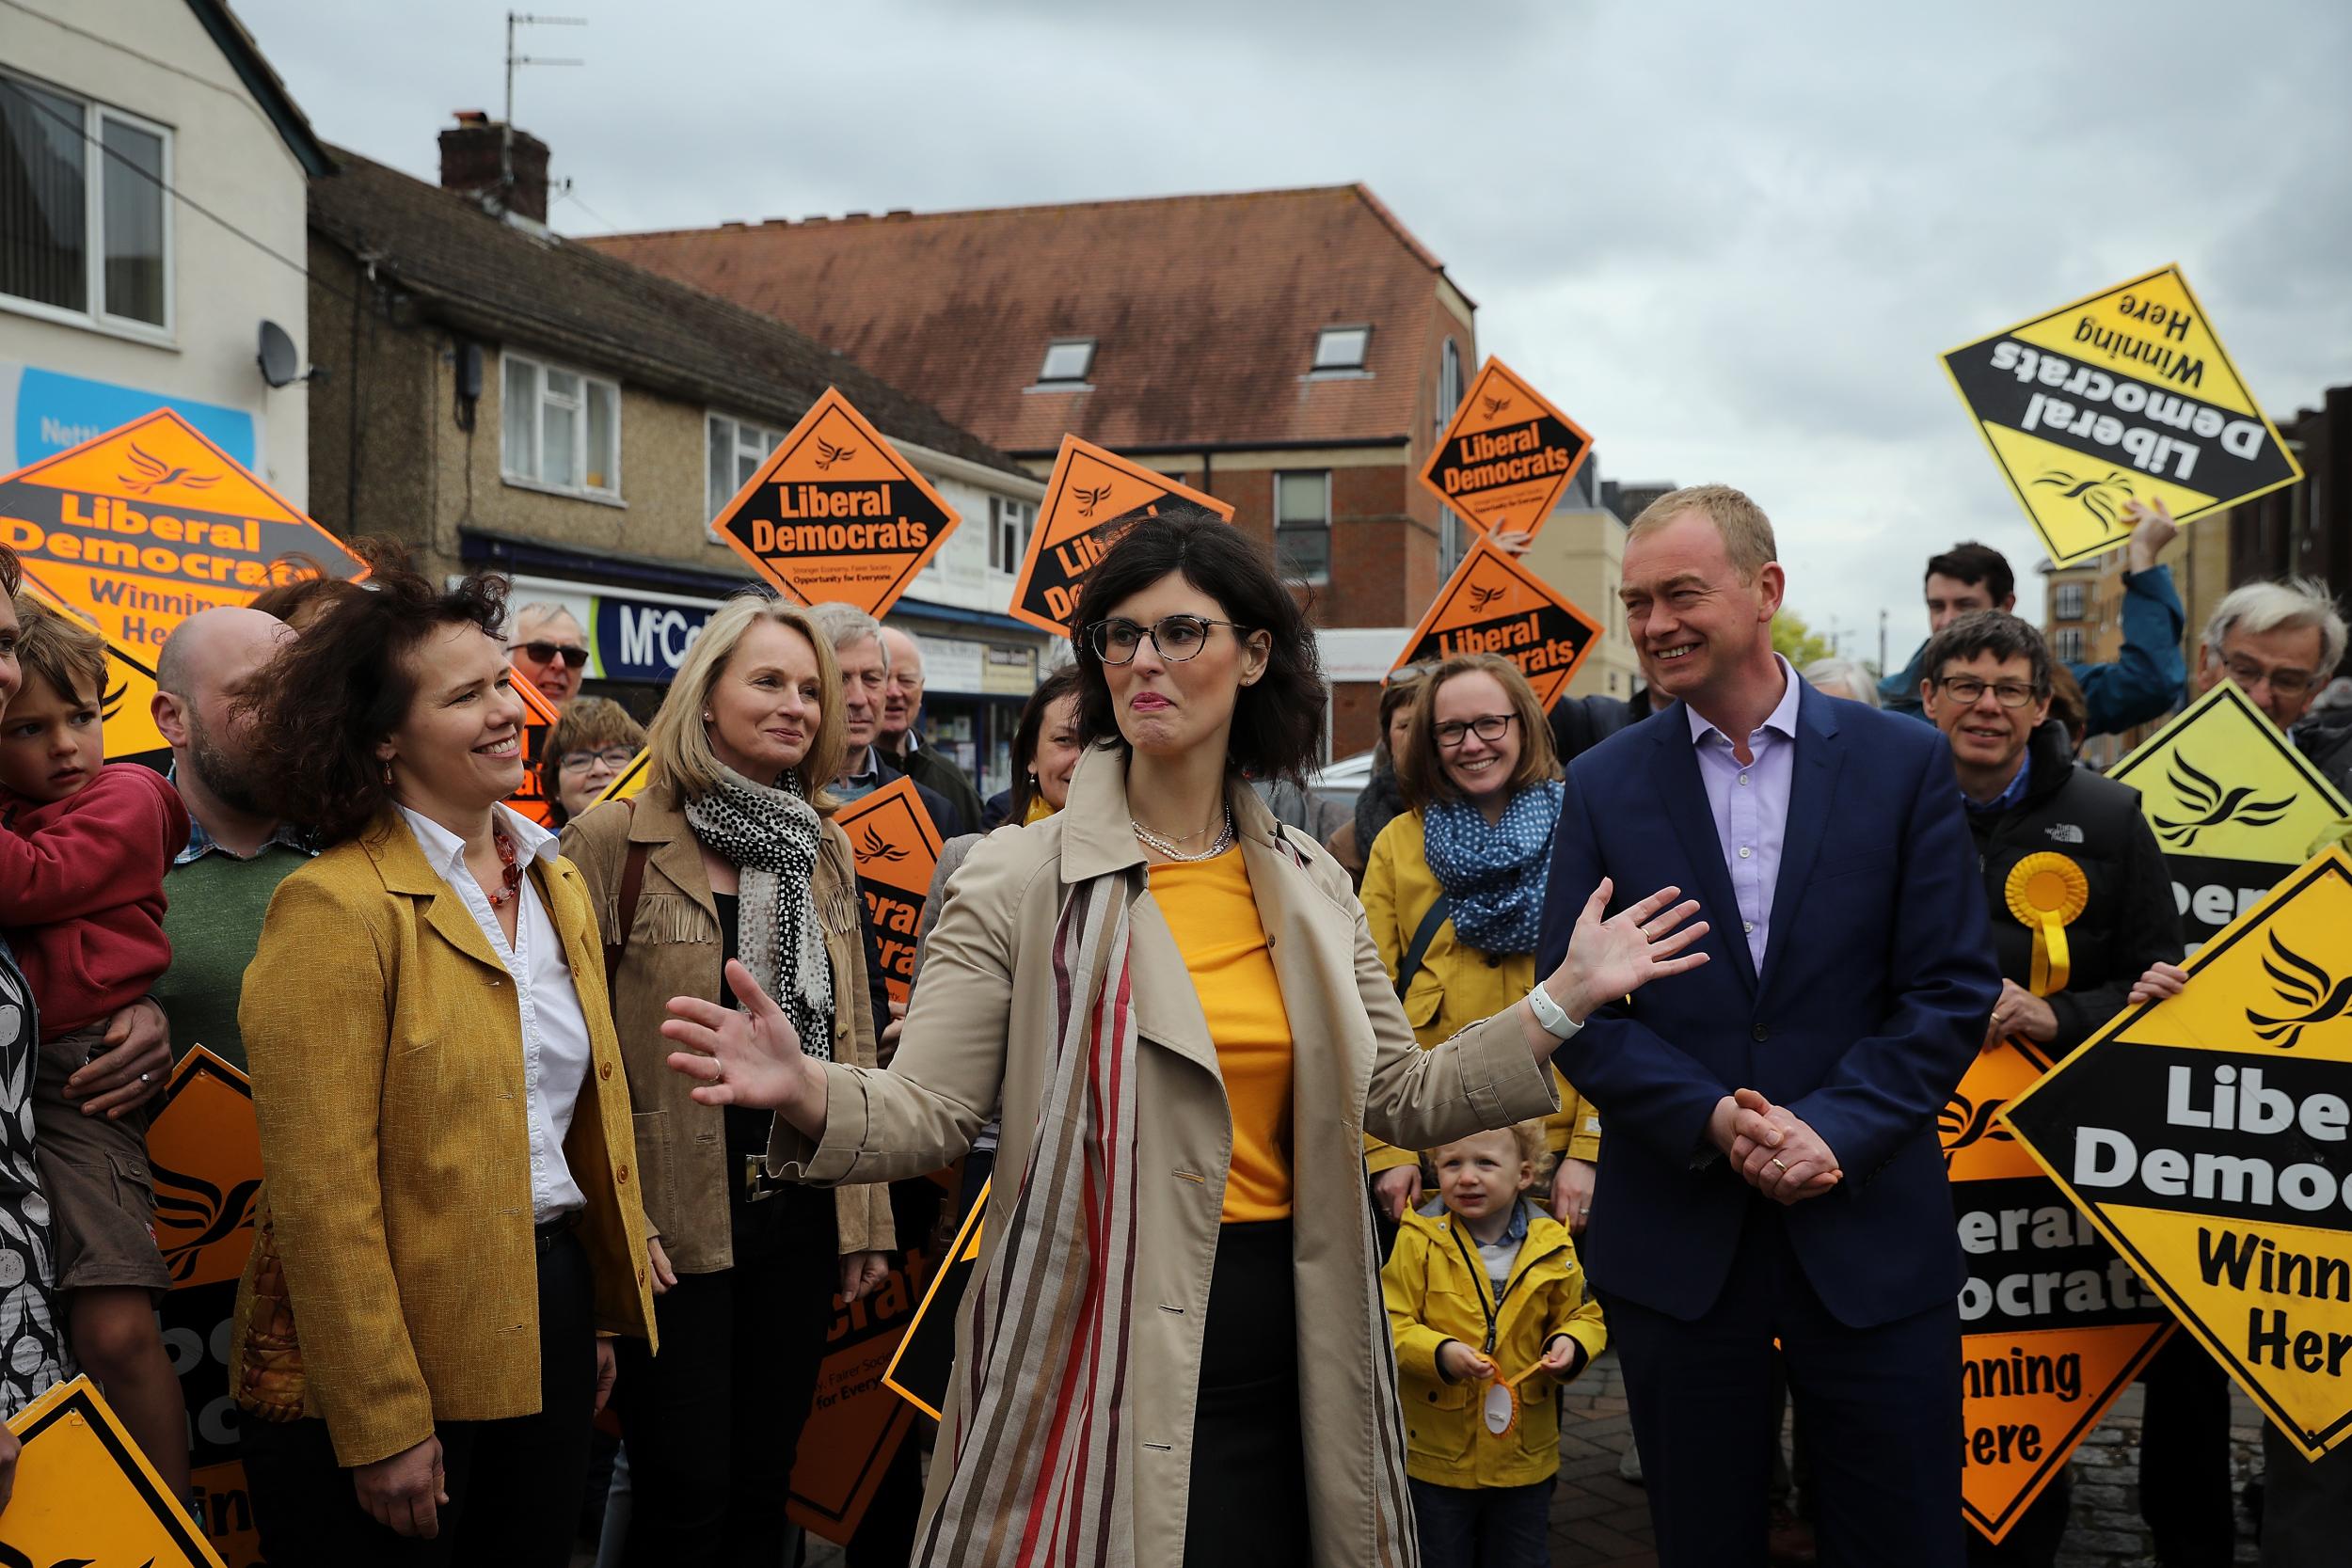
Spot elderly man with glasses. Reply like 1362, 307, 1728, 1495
2189, 578, 2352, 793
508, 602, 592, 710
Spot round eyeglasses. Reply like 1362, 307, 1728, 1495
1086, 614, 1248, 666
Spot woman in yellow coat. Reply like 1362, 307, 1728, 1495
1363, 654, 1605, 1233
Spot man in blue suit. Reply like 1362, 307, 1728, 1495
1532, 486, 2000, 1567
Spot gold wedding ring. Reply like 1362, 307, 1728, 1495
1770, 1156, 1789, 1172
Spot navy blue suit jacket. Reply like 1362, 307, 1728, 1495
1539, 680, 1999, 1328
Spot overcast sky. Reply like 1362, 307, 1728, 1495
235, 0, 2352, 665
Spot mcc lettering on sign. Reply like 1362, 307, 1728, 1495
1390, 536, 1601, 705
1008, 436, 1232, 639
711, 388, 959, 619
1417, 357, 1594, 540
1944, 1038, 2174, 1541
2001, 849, 2352, 1459
1941, 266, 2301, 567
2105, 682, 2351, 951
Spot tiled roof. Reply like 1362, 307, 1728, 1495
584, 184, 1470, 456
309, 149, 1027, 478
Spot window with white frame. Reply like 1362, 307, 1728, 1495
2053, 582, 2087, 621
501, 351, 620, 498
1276, 470, 1331, 583
707, 413, 784, 528
1436, 339, 1467, 575
2053, 626, 2086, 663
989, 495, 1032, 574
1312, 325, 1370, 372
0, 71, 171, 334
1037, 339, 1094, 385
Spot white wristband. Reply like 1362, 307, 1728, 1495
1527, 981, 1582, 1040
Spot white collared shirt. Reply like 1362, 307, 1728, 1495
399, 803, 591, 1223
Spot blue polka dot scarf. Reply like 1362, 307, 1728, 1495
1419, 781, 1564, 957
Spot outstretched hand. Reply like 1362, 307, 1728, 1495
662, 959, 821, 1128
1544, 879, 1711, 1023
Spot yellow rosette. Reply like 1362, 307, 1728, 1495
2005, 852, 2089, 996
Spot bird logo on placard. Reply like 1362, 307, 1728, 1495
1468, 584, 1505, 612
1936, 1091, 2013, 1167
2150, 752, 2293, 848
150, 1155, 261, 1283
815, 438, 856, 471
101, 674, 128, 721
2246, 932, 2352, 1051
857, 824, 908, 863
119, 442, 220, 497
1479, 394, 1514, 419
2031, 467, 2135, 531
1074, 483, 1115, 519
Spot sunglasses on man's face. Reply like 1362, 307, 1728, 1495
516, 641, 590, 669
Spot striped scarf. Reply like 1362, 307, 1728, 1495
920, 865, 1144, 1566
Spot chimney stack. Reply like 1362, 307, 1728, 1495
438, 110, 550, 225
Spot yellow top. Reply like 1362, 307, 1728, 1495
1150, 847, 1295, 1222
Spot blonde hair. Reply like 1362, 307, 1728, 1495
1432, 1119, 1553, 1185
1627, 483, 1778, 582
646, 594, 846, 808
1396, 653, 1561, 811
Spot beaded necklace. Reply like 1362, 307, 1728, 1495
483, 828, 525, 907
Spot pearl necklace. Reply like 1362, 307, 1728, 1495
1132, 809, 1234, 863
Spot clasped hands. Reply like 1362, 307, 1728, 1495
1709, 1086, 1841, 1204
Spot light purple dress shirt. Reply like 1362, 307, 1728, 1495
1686, 657, 1804, 971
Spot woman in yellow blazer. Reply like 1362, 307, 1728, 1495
562, 594, 893, 1565
657, 512, 1710, 1568
1362, 654, 1606, 1234
227, 563, 655, 1565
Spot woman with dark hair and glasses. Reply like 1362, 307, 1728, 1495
657, 507, 1712, 1568
1361, 653, 1607, 1242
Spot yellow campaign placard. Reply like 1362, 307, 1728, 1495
884, 1179, 988, 1421
1009, 436, 1233, 639
1417, 357, 1594, 540
0, 407, 367, 659
1, 1375, 225, 1566
1390, 536, 1603, 705
2001, 849, 2352, 1459
711, 388, 959, 619
596, 746, 653, 805
2106, 682, 2352, 949
835, 776, 946, 1006
1942, 266, 2302, 567
18, 565, 170, 762
1944, 1039, 2174, 1542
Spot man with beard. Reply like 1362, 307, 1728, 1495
150, 608, 309, 1071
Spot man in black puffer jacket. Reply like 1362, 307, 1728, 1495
1919, 610, 2188, 1568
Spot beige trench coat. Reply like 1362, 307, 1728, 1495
564, 781, 894, 1272
771, 751, 1558, 1567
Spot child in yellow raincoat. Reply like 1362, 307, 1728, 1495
1382, 1120, 1608, 1568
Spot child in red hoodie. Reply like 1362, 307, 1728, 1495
0, 596, 190, 1500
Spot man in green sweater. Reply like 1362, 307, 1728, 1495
151, 609, 310, 1072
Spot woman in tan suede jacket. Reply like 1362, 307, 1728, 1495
562, 594, 893, 1566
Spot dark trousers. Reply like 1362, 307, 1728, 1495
1408, 1478, 1552, 1568
844, 1178, 944, 1568
1182, 1219, 1309, 1568
611, 1179, 838, 1567
243, 1228, 597, 1568
1602, 1196, 1963, 1568
1966, 1472, 2070, 1566
2139, 1331, 2236, 1565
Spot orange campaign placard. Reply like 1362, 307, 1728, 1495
711, 388, 959, 618
1418, 357, 1595, 540
147, 1048, 268, 1567
0, 407, 367, 661
504, 677, 564, 827
835, 776, 946, 1006
1942, 1038, 2174, 1543
2, 1376, 226, 1567
1390, 536, 1603, 705
787, 1231, 945, 1544
18, 564, 171, 762
1009, 436, 1233, 638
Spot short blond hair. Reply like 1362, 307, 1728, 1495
1627, 484, 1777, 581
646, 594, 846, 808
1432, 1119, 1553, 1185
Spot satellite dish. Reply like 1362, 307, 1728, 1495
258, 320, 303, 388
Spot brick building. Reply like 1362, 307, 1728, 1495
585, 185, 1501, 753
304, 122, 1055, 792
2227, 384, 2350, 659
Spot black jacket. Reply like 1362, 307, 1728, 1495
894, 740, 985, 840
2294, 705, 2352, 801
1548, 687, 1655, 767
1966, 721, 2184, 1051
867, 749, 964, 842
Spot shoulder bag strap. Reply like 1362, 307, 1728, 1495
1392, 894, 1454, 1001
603, 799, 648, 996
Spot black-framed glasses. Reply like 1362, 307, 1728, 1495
559, 745, 638, 773
516, 641, 589, 669
1934, 675, 2040, 709
1086, 614, 1248, 666
1433, 713, 1518, 748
